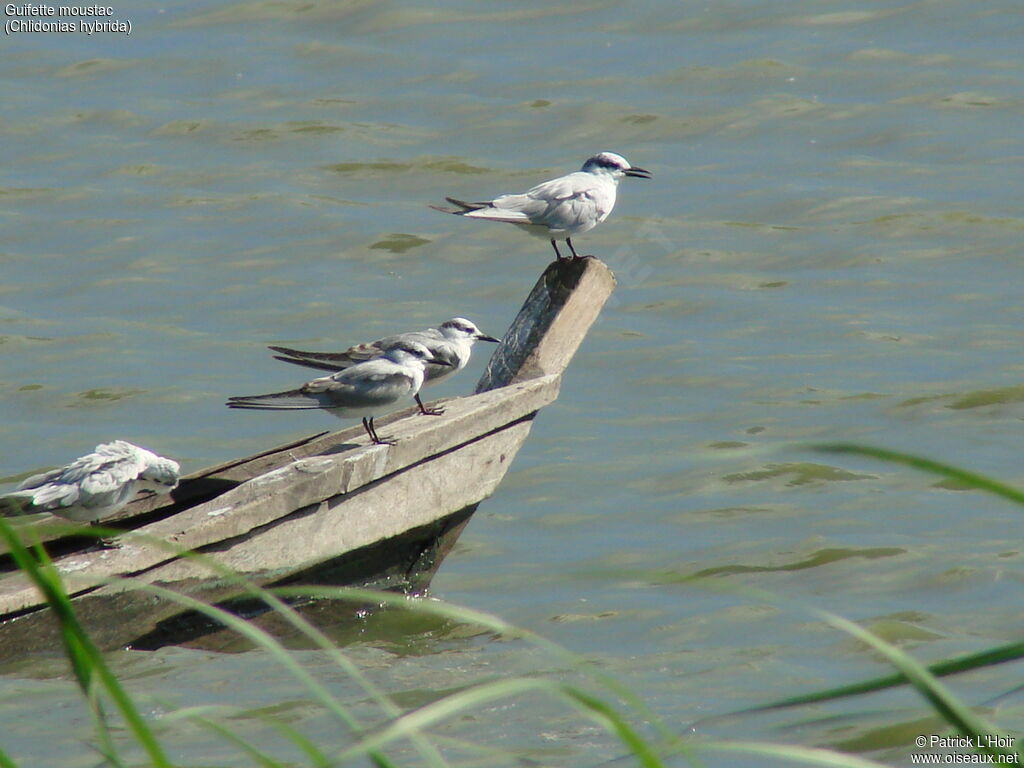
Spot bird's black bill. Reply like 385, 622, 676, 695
624, 167, 652, 179
478, 334, 501, 343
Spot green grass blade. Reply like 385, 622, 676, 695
696, 740, 893, 767
332, 678, 560, 761
674, 578, 1019, 761
261, 719, 333, 768
100, 533, 451, 768
83, 669, 125, 768
333, 676, 666, 768
110, 578, 399, 768
560, 684, 670, 768
739, 640, 1024, 712
188, 713, 287, 768
0, 746, 19, 768
273, 585, 682, 750
169, 705, 335, 768
0, 519, 171, 768
54, 512, 676, 764
209, 578, 449, 768
811, 443, 1024, 506
814, 609, 1017, 761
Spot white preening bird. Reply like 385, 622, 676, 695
267, 317, 499, 416
432, 152, 651, 261
227, 341, 453, 445
0, 441, 180, 524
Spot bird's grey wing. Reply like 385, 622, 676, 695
3, 453, 141, 515
525, 173, 611, 230
227, 386, 337, 410
447, 186, 552, 223
422, 345, 464, 384
14, 466, 67, 492
0, 479, 80, 514
228, 365, 416, 410
321, 330, 438, 360
545, 189, 610, 231
1, 461, 85, 514
268, 333, 408, 371
425, 341, 463, 369
315, 370, 417, 409
72, 479, 138, 515
524, 173, 591, 201
269, 345, 362, 366
67, 453, 146, 511
272, 355, 350, 374
269, 344, 359, 374
19, 448, 142, 494
479, 174, 596, 225
79, 455, 144, 492
267, 345, 381, 374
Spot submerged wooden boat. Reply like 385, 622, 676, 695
0, 257, 615, 656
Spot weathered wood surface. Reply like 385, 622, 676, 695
478, 256, 616, 391
130, 422, 531, 582
0, 422, 528, 658
0, 376, 558, 616
0, 257, 616, 648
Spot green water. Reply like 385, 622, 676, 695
2, 0, 1023, 765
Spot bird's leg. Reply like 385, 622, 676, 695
566, 237, 585, 261
415, 393, 444, 416
93, 519, 121, 549
550, 239, 565, 261
363, 417, 396, 446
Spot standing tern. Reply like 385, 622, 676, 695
431, 152, 651, 261
0, 441, 180, 524
227, 341, 452, 445
267, 317, 499, 416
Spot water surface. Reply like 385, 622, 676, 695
2, 0, 1023, 765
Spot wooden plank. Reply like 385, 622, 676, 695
2, 258, 613, 549
0, 257, 617, 632
120, 419, 531, 585
0, 377, 557, 615
478, 256, 616, 392
0, 422, 533, 656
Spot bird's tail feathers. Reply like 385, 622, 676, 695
268, 345, 361, 364
271, 355, 348, 374
430, 197, 493, 215
226, 389, 327, 410
0, 492, 41, 517
268, 344, 367, 373
447, 197, 492, 210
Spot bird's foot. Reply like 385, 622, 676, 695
97, 537, 122, 550
372, 435, 397, 446
419, 406, 445, 416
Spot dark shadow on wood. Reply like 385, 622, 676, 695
126, 504, 477, 652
